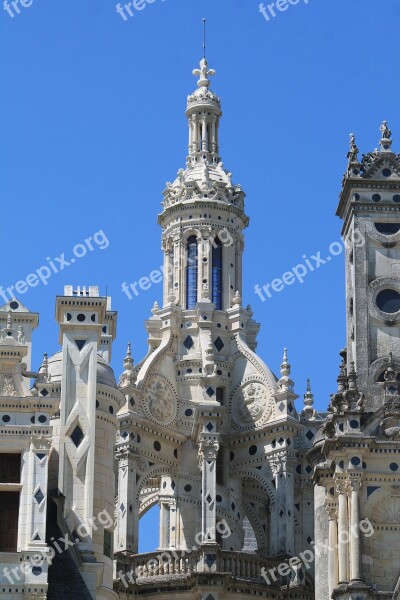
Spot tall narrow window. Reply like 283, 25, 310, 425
212, 238, 223, 310
0, 492, 19, 551
186, 236, 198, 309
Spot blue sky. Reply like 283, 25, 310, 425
1, 0, 400, 551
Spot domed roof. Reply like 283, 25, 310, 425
42, 351, 117, 388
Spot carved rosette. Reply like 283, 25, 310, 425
229, 377, 273, 430
142, 373, 178, 426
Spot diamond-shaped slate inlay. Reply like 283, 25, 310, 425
205, 554, 216, 568
71, 425, 84, 448
206, 387, 215, 397
206, 422, 214, 432
121, 431, 129, 439
41, 389, 49, 397
206, 494, 213, 504
305, 465, 312, 474
75, 339, 86, 351
306, 430, 314, 441
34, 489, 44, 504
278, 402, 285, 412
183, 335, 194, 350
120, 503, 126, 513
214, 337, 224, 352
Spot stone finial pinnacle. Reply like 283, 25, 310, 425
380, 120, 393, 152
347, 133, 359, 164
280, 347, 290, 377
193, 58, 215, 89
302, 378, 316, 420
123, 342, 134, 371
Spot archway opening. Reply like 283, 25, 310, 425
138, 504, 160, 553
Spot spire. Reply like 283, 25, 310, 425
277, 347, 295, 393
281, 347, 290, 377
39, 353, 50, 382
302, 378, 316, 421
203, 17, 206, 59
119, 342, 136, 388
123, 342, 134, 371
380, 120, 393, 152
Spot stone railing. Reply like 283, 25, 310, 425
130, 549, 280, 584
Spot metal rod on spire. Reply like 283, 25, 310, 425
203, 18, 206, 59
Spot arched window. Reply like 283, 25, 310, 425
212, 238, 223, 310
186, 236, 198, 309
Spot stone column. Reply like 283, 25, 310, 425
271, 453, 290, 554
199, 230, 211, 302
198, 435, 220, 543
349, 476, 363, 582
326, 504, 338, 596
336, 482, 349, 584
201, 119, 207, 152
115, 446, 137, 554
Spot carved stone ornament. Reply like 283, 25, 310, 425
230, 378, 272, 430
372, 497, 400, 524
143, 374, 177, 426
0, 373, 17, 397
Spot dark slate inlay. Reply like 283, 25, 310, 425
205, 555, 215, 568
34, 489, 44, 504
214, 337, 224, 352
183, 336, 194, 350
71, 425, 84, 447
367, 486, 380, 498
75, 339, 86, 351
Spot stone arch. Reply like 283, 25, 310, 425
235, 468, 277, 505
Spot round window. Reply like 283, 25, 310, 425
376, 289, 400, 314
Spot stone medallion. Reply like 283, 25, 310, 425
230, 378, 272, 430
143, 374, 177, 426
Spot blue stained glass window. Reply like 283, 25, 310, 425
186, 236, 198, 309
212, 239, 223, 310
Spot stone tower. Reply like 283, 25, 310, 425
310, 124, 400, 599
114, 57, 323, 600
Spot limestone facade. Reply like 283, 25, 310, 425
0, 60, 398, 600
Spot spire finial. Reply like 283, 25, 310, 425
203, 18, 206, 59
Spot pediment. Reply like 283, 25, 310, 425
362, 153, 400, 180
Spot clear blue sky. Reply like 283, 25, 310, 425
1, 0, 400, 552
